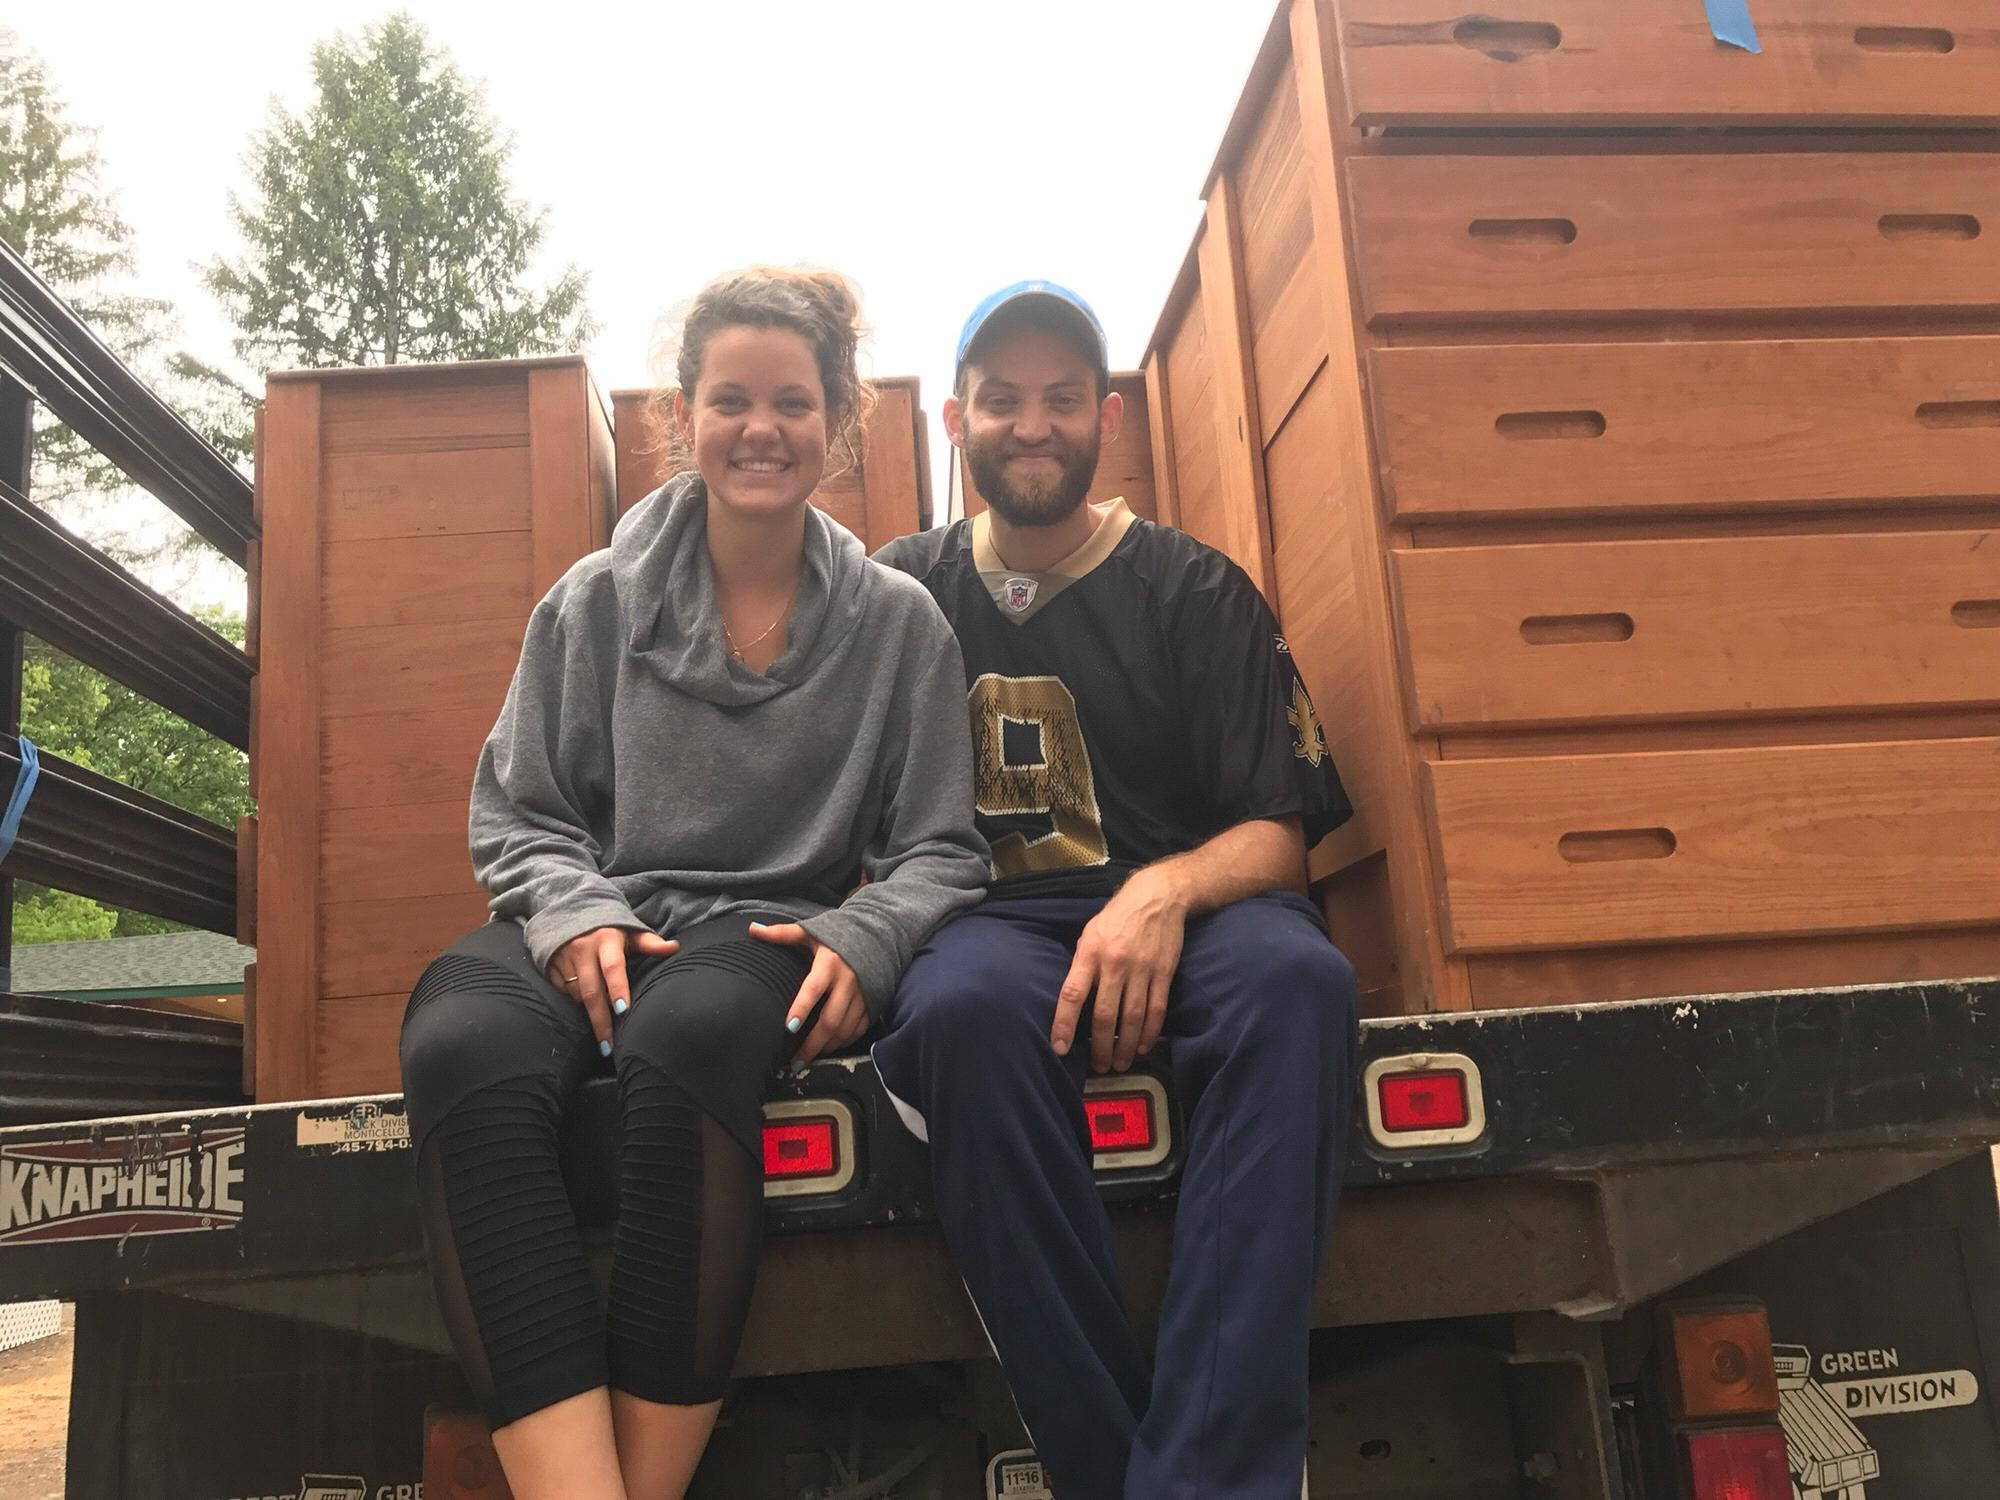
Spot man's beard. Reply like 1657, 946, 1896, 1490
965, 426, 1100, 528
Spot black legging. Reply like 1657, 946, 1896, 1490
399, 913, 811, 1428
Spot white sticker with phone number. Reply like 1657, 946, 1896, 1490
295, 1101, 410, 1155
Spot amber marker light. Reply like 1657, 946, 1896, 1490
1662, 1302, 1781, 1422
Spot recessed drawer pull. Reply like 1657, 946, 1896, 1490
1520, 612, 1634, 645
1953, 599, 2000, 629
1452, 18, 1562, 60
1879, 214, 1981, 241
1917, 400, 2000, 428
1855, 26, 1955, 55
1558, 828, 1677, 864
1469, 218, 1577, 246
1495, 409, 1606, 440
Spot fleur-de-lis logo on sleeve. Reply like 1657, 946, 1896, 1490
1287, 681, 1327, 767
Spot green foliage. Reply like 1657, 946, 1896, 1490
13, 609, 250, 942
12, 887, 118, 945
205, 12, 595, 369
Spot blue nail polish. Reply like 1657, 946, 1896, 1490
786, 1016, 803, 1034
599, 1039, 612, 1058
612, 997, 628, 1016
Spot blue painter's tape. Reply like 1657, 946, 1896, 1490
1705, 0, 1762, 53
0, 736, 38, 865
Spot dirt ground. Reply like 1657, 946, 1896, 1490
0, 1306, 70, 1500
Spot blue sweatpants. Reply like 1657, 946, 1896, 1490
871, 892, 1358, 1500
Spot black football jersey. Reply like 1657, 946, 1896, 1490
876, 500, 1351, 899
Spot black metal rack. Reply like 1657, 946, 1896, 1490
0, 235, 253, 1071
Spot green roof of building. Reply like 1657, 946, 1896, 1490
10, 930, 252, 998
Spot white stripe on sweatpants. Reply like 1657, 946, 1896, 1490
869, 1039, 931, 1143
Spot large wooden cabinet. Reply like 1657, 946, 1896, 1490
1142, 0, 2000, 1014
250, 359, 617, 1101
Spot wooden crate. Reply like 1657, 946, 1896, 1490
1140, 0, 2000, 1014
251, 358, 616, 1101
611, 375, 932, 551
952, 372, 1164, 524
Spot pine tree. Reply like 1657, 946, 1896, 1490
2, 40, 174, 502
0, 37, 251, 536
205, 13, 594, 369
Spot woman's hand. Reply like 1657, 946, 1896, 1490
548, 927, 679, 1054
749, 922, 868, 1065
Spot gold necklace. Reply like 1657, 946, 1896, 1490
721, 581, 798, 662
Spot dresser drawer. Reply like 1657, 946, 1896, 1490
1423, 738, 2000, 953
1347, 153, 2000, 326
1336, 1, 2000, 128
1372, 336, 2000, 521
1392, 531, 2000, 731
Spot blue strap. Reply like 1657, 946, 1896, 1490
1705, 0, 1761, 53
0, 736, 38, 865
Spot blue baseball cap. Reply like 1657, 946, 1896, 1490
954, 280, 1109, 378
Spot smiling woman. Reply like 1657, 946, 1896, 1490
394, 267, 989, 1500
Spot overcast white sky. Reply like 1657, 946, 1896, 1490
19, 0, 1275, 604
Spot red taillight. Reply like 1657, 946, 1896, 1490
760, 1098, 857, 1198
1379, 1070, 1470, 1133
1082, 1075, 1171, 1170
762, 1118, 838, 1179
1363, 1053, 1485, 1149
1084, 1092, 1155, 1152
1683, 1427, 1790, 1500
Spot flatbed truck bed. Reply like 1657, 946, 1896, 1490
6, 980, 2000, 1498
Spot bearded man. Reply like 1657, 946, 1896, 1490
871, 282, 1360, 1500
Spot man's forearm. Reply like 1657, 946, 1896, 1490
1140, 815, 1307, 919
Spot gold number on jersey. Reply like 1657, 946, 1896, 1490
967, 673, 1110, 877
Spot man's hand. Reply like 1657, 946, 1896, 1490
1049, 818, 1305, 1073
548, 927, 679, 1053
1052, 865, 1191, 1073
749, 922, 869, 1065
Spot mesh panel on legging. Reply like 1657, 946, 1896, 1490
406, 914, 807, 1418
605, 1051, 763, 1406
417, 1079, 607, 1429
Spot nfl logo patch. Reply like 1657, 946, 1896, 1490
1003, 576, 1039, 612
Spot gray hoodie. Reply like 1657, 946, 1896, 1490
471, 471, 989, 1010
